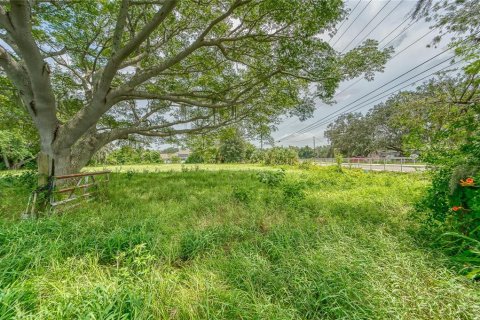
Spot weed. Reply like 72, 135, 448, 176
298, 160, 314, 170
282, 180, 306, 204
256, 169, 285, 187
0, 166, 478, 318
125, 170, 135, 179
231, 186, 252, 204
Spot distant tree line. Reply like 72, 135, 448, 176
290, 145, 332, 159
323, 76, 475, 158
90, 146, 165, 165
186, 127, 298, 165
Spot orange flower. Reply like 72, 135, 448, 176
460, 177, 475, 187
452, 206, 462, 212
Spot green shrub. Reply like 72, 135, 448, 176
185, 152, 204, 163
248, 149, 266, 164
256, 169, 285, 187
421, 167, 480, 233
263, 147, 299, 166
0, 170, 37, 190
231, 186, 252, 204
419, 132, 480, 279
281, 180, 306, 204
170, 155, 182, 164
298, 160, 314, 170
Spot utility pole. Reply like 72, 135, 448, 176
313, 136, 316, 159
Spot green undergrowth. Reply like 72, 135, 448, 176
0, 166, 479, 319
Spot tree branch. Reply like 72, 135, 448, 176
42, 46, 68, 59
112, 0, 130, 53
122, 0, 251, 89
61, 0, 178, 149
97, 0, 177, 90
0, 5, 14, 33
0, 44, 35, 114
8, 0, 58, 140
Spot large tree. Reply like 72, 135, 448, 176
324, 112, 373, 157
0, 0, 391, 180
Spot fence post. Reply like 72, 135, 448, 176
383, 158, 386, 171
400, 158, 403, 172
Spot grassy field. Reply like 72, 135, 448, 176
87, 163, 277, 173
1, 165, 479, 319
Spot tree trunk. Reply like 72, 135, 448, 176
37, 152, 52, 186
37, 148, 77, 186
36, 128, 115, 188
53, 151, 76, 176
2, 152, 11, 169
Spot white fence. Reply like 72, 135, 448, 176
311, 157, 427, 172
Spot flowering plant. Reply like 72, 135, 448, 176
459, 177, 475, 187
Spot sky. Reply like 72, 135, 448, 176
273, 0, 457, 148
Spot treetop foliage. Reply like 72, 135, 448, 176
0, 0, 392, 173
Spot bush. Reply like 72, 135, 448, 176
218, 133, 246, 163
185, 152, 204, 164
100, 146, 164, 165
0, 170, 37, 190
419, 132, 480, 279
249, 150, 265, 164
170, 155, 182, 164
421, 167, 479, 226
256, 169, 285, 187
282, 180, 306, 205
298, 160, 314, 170
263, 147, 299, 166
231, 186, 252, 204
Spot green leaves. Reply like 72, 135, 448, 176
1, 0, 394, 172
340, 39, 393, 81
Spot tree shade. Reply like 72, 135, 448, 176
0, 0, 391, 178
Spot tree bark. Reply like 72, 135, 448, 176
2, 152, 10, 169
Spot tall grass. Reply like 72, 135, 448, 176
0, 166, 479, 319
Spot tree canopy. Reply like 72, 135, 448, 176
324, 72, 480, 158
0, 0, 391, 176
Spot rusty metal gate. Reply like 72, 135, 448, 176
24, 170, 110, 217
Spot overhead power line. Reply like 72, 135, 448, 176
330, 0, 362, 43
341, 0, 392, 53
280, 18, 440, 134
382, 20, 419, 49
334, 28, 438, 100
391, 28, 436, 59
351, 0, 405, 48
303, 59, 461, 130
377, 15, 411, 46
332, 0, 373, 47
303, 31, 480, 135
279, 60, 461, 143
279, 45, 459, 140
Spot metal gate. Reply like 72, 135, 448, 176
24, 171, 110, 218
